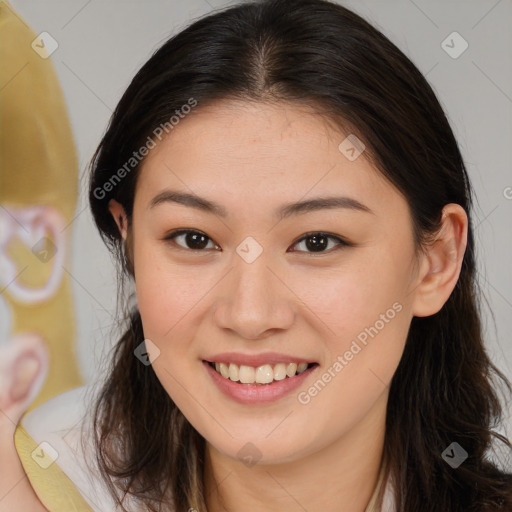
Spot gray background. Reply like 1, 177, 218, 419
6, 1, 512, 419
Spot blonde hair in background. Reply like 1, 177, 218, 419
0, 0, 83, 410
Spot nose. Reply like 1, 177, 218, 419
213, 250, 296, 340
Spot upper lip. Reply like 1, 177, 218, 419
204, 351, 317, 367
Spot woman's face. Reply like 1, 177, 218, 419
130, 99, 421, 465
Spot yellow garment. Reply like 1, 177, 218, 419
14, 423, 93, 512
0, 0, 83, 409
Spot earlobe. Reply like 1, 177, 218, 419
108, 199, 128, 240
412, 204, 468, 317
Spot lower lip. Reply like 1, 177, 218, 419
203, 361, 318, 405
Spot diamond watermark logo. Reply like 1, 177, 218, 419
32, 236, 57, 263
236, 442, 262, 467
236, 236, 263, 264
442, 442, 468, 469
338, 134, 365, 161
134, 338, 161, 365
31, 32, 59, 59
441, 32, 468, 59
31, 441, 59, 469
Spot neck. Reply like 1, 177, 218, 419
203, 391, 388, 512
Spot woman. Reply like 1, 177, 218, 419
9, 0, 512, 510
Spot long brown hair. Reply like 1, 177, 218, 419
87, 0, 512, 510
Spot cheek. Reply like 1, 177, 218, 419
133, 243, 213, 339
298, 301, 409, 441
288, 251, 411, 343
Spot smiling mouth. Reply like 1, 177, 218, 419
206, 360, 318, 385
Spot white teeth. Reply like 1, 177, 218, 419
286, 363, 298, 377
219, 362, 229, 378
211, 361, 312, 384
239, 365, 255, 383
228, 363, 239, 381
255, 364, 274, 384
273, 363, 287, 381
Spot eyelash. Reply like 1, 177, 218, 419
162, 229, 351, 255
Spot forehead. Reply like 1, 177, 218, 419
135, 99, 403, 218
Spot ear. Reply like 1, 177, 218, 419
108, 199, 128, 240
412, 203, 468, 317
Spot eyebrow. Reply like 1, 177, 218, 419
149, 189, 374, 219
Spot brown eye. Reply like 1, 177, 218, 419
164, 229, 219, 251
290, 232, 349, 254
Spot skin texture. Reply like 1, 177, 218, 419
110, 99, 468, 512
